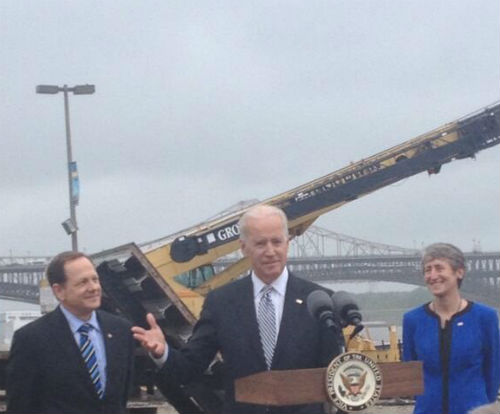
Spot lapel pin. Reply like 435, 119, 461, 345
457, 322, 464, 326
107, 333, 113, 338
295, 299, 303, 304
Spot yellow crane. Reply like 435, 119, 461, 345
92, 102, 499, 414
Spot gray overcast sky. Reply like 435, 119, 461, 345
1, 0, 499, 257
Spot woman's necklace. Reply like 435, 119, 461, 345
431, 298, 463, 324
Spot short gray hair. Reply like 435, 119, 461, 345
422, 243, 465, 287
422, 243, 465, 270
238, 205, 288, 241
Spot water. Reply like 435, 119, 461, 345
320, 281, 415, 294
0, 299, 40, 312
319, 281, 407, 344
363, 324, 402, 344
0, 282, 410, 344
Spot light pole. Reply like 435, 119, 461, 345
36, 84, 95, 252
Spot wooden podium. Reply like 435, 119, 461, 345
235, 361, 423, 406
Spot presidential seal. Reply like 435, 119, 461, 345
325, 352, 382, 412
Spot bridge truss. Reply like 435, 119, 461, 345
1, 229, 498, 308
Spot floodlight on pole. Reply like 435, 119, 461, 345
36, 85, 60, 94
36, 84, 95, 251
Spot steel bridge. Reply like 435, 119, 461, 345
213, 252, 500, 308
291, 253, 499, 306
1, 227, 499, 308
0, 256, 52, 304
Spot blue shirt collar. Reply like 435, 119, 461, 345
59, 305, 100, 335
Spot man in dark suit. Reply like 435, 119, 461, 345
6, 251, 134, 414
132, 205, 342, 413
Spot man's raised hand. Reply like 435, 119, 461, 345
131, 313, 166, 358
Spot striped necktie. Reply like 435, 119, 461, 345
258, 285, 277, 369
78, 323, 104, 399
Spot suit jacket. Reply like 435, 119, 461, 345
158, 272, 341, 414
6, 307, 134, 414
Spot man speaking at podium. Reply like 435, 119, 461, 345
133, 204, 343, 413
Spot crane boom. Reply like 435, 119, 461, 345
140, 102, 500, 302
91, 102, 499, 414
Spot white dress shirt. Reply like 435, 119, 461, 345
251, 267, 288, 337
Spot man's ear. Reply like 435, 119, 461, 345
51, 283, 64, 301
240, 239, 248, 257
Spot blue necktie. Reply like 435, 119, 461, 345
258, 285, 277, 369
78, 323, 104, 399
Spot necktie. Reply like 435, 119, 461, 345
258, 285, 277, 369
78, 323, 104, 399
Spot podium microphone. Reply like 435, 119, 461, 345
331, 291, 364, 338
306, 290, 340, 330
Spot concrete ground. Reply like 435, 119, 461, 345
157, 400, 415, 414
365, 402, 414, 414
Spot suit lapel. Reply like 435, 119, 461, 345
97, 310, 120, 397
48, 308, 81, 360
235, 275, 267, 368
47, 308, 99, 397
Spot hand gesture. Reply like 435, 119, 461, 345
131, 313, 166, 358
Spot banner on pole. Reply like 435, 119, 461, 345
69, 161, 80, 206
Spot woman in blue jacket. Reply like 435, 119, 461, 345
403, 243, 499, 414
